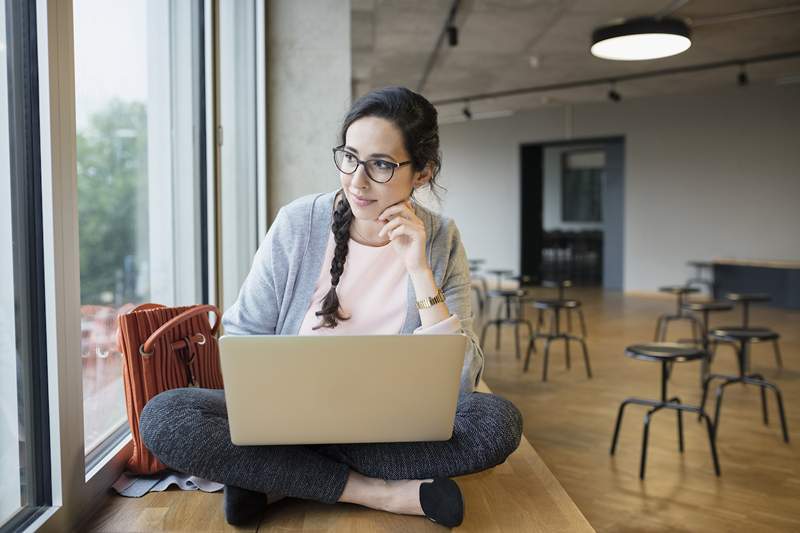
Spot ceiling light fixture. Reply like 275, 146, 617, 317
591, 16, 691, 61
607, 82, 621, 102
737, 64, 749, 86
447, 25, 458, 47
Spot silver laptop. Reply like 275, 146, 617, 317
218, 334, 467, 445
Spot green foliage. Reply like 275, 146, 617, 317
77, 99, 148, 305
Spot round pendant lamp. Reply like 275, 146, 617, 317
591, 17, 691, 61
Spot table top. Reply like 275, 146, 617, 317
725, 292, 771, 303
713, 258, 800, 270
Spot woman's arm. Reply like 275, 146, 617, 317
220, 208, 287, 336
438, 219, 486, 393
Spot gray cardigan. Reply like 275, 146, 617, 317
220, 189, 485, 393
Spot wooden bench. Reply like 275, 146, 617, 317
85, 381, 594, 531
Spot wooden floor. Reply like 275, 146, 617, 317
82, 289, 800, 532
482, 288, 800, 533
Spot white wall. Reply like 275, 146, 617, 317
435, 83, 800, 292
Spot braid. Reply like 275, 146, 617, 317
312, 194, 353, 329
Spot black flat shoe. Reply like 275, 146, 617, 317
223, 484, 267, 526
419, 477, 464, 528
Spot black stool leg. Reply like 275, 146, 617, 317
712, 379, 736, 438
699, 411, 721, 476
670, 396, 685, 452
578, 308, 587, 338
640, 409, 655, 479
610, 399, 640, 455
751, 373, 769, 425
751, 379, 790, 443
565, 336, 572, 370
773, 340, 783, 369
567, 309, 573, 334
576, 337, 592, 378
514, 322, 520, 360
523, 337, 535, 372
542, 338, 552, 382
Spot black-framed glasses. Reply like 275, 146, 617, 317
332, 145, 411, 184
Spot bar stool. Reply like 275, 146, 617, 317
686, 260, 715, 294
610, 343, 720, 480
479, 289, 533, 360
508, 274, 536, 320
654, 286, 702, 343
713, 293, 783, 369
701, 327, 789, 443
469, 264, 487, 322
681, 300, 734, 385
523, 299, 591, 381
539, 280, 587, 338
468, 259, 488, 292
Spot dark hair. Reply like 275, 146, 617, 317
313, 86, 444, 330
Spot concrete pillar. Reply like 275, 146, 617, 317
267, 0, 351, 220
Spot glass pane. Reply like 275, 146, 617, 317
0, 0, 22, 523
75, 0, 204, 456
75, 0, 150, 454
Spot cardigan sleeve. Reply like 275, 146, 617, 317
221, 208, 287, 335
439, 219, 485, 394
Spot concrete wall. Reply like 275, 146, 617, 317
434, 84, 800, 292
266, 0, 351, 220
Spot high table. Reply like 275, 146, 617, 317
712, 259, 800, 310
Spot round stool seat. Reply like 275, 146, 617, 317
726, 292, 770, 303
486, 269, 513, 276
711, 327, 779, 342
508, 274, 535, 286
468, 258, 485, 265
531, 298, 580, 310
682, 301, 734, 312
687, 260, 712, 268
487, 289, 526, 298
625, 342, 705, 363
659, 285, 700, 295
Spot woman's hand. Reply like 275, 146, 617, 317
377, 198, 428, 274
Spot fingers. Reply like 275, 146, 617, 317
378, 214, 423, 239
378, 200, 415, 222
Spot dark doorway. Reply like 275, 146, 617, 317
520, 137, 625, 290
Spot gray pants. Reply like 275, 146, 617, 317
139, 388, 523, 504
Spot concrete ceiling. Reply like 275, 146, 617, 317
351, 0, 800, 122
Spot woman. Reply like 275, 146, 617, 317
139, 86, 523, 528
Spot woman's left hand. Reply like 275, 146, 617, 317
377, 198, 428, 274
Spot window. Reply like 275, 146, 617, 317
561, 150, 604, 223
1, 0, 51, 530
74, 0, 207, 460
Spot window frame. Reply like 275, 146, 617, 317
22, 0, 268, 530
1, 0, 52, 531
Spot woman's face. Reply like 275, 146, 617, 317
339, 116, 429, 221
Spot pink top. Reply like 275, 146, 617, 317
298, 231, 461, 335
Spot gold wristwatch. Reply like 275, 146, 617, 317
416, 288, 445, 309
